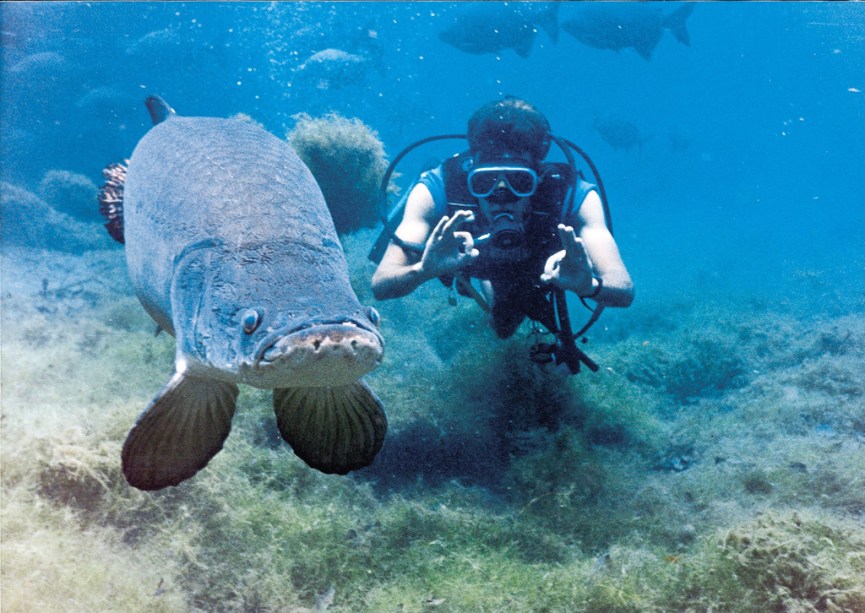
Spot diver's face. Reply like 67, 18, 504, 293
469, 152, 538, 225
478, 191, 529, 227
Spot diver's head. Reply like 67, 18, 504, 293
467, 96, 552, 164
466, 98, 551, 251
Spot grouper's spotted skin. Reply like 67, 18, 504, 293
109, 96, 386, 490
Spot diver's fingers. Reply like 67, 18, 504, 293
558, 224, 587, 262
557, 224, 577, 251
442, 209, 474, 234
540, 250, 566, 283
431, 215, 452, 239
454, 231, 479, 258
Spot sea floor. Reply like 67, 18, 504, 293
1, 242, 864, 612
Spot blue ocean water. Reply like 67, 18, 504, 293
2, 2, 863, 317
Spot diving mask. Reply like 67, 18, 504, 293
467, 165, 538, 199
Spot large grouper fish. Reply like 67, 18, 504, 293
98, 96, 386, 490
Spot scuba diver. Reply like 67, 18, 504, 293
370, 97, 634, 373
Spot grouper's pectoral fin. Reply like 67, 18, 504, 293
273, 381, 387, 475
122, 371, 239, 491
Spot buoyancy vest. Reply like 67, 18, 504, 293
419, 152, 597, 282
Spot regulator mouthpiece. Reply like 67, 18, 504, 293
487, 212, 524, 249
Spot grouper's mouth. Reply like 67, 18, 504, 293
250, 318, 383, 388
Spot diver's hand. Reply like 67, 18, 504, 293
420, 210, 479, 278
541, 224, 595, 295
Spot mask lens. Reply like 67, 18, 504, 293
468, 166, 537, 199
504, 170, 536, 196
468, 170, 499, 197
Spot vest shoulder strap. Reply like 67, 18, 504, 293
561, 177, 597, 223
418, 162, 450, 218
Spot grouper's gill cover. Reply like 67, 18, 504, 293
112, 96, 386, 490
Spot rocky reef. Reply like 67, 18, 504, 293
287, 113, 389, 235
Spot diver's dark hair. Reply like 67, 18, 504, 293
467, 96, 551, 163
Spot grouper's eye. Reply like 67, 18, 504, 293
367, 306, 381, 328
241, 308, 262, 334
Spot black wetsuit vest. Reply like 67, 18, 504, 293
419, 152, 597, 341
420, 152, 596, 284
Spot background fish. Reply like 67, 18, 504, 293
439, 3, 559, 58
293, 48, 370, 90
593, 115, 652, 152
106, 96, 387, 490
563, 4, 695, 61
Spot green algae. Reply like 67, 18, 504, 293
670, 511, 865, 612
2, 245, 865, 611
1, 182, 109, 251
37, 169, 100, 223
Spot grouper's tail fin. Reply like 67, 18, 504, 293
274, 381, 387, 475
122, 372, 239, 490
538, 3, 559, 44
97, 160, 127, 244
665, 3, 695, 47
145, 95, 176, 126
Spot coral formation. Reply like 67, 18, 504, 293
1, 182, 109, 252
287, 113, 389, 235
37, 170, 101, 222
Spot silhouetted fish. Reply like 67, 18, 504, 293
9, 51, 66, 75
593, 116, 651, 152
294, 48, 369, 90
100, 96, 386, 490
439, 3, 559, 58
126, 28, 180, 59
563, 4, 695, 61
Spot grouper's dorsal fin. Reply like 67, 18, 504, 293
145, 95, 176, 126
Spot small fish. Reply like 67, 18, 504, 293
100, 96, 386, 490
593, 116, 651, 152
8, 51, 66, 75
439, 3, 559, 58
294, 48, 370, 90
563, 4, 695, 61
126, 28, 180, 59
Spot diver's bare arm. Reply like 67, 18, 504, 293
575, 191, 634, 307
577, 226, 634, 307
371, 186, 477, 300
372, 212, 478, 300
542, 191, 634, 307
372, 184, 436, 300
371, 240, 427, 300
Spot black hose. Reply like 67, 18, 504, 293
375, 132, 611, 349
555, 287, 600, 373
378, 134, 466, 255
560, 137, 613, 236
